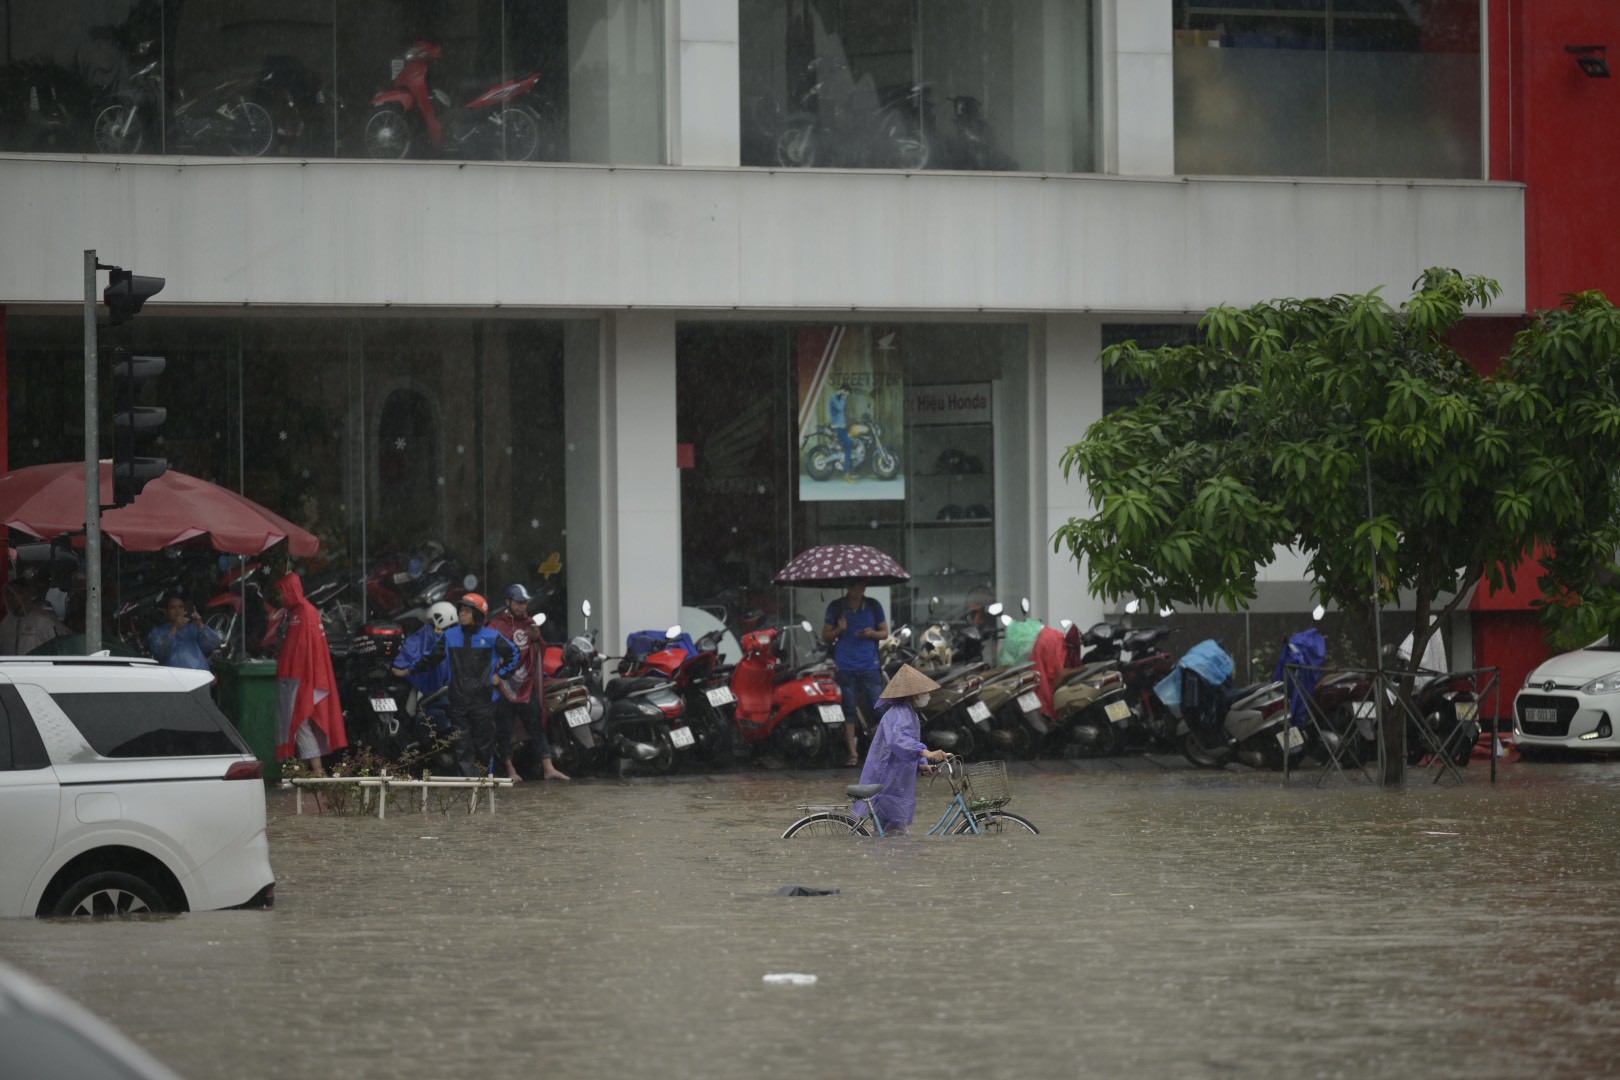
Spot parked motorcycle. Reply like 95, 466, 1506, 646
336, 620, 461, 777
1162, 640, 1296, 770
729, 622, 845, 764
363, 41, 543, 161
93, 41, 305, 157
801, 409, 900, 482
773, 56, 932, 170
937, 95, 1018, 172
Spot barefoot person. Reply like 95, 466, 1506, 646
852, 663, 948, 835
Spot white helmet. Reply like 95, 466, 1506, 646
428, 601, 458, 631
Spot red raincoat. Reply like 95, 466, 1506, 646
1031, 625, 1069, 720
274, 571, 347, 760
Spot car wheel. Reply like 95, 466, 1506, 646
51, 871, 168, 917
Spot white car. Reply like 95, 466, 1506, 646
1512, 639, 1620, 755
0, 657, 275, 917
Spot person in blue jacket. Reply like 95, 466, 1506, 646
148, 592, 222, 672
414, 593, 518, 777
391, 601, 455, 739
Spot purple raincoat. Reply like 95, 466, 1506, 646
853, 699, 930, 830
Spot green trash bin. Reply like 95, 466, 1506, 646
216, 659, 281, 782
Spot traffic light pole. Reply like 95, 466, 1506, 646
83, 249, 101, 655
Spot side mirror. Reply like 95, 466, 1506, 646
463, 573, 478, 591
666, 624, 683, 638
800, 620, 814, 634
1020, 597, 1031, 614
929, 596, 940, 614
1059, 618, 1073, 630
899, 626, 912, 641
581, 600, 592, 618
1124, 599, 1140, 614
999, 613, 1013, 627
532, 612, 547, 627
988, 602, 1004, 617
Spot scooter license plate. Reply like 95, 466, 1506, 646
1104, 700, 1131, 724
1277, 726, 1305, 751
669, 725, 696, 749
1455, 701, 1479, 721
1017, 692, 1041, 713
705, 686, 736, 707
967, 701, 992, 723
818, 704, 844, 725
565, 707, 592, 728
370, 697, 398, 713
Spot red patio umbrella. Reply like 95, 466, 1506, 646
0, 461, 318, 557
773, 544, 910, 588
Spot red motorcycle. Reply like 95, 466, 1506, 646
729, 623, 845, 764
363, 42, 543, 161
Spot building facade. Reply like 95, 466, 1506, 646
0, 1, 1602, 693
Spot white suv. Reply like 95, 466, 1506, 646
0, 657, 275, 917
1512, 638, 1620, 756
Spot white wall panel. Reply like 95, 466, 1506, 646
0, 156, 1525, 316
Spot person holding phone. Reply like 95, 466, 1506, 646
147, 591, 223, 671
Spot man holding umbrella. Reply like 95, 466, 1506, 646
823, 581, 888, 767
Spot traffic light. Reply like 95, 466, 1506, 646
102, 269, 165, 326
110, 347, 167, 508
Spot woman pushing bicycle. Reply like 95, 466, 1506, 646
853, 663, 949, 835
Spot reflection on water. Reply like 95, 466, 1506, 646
3, 761, 1619, 1079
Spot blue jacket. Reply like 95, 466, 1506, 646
392, 624, 449, 694
417, 624, 518, 705
148, 621, 222, 671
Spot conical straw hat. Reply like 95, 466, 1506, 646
881, 663, 941, 700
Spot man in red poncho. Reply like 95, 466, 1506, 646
275, 570, 347, 775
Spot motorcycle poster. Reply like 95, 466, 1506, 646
796, 325, 905, 501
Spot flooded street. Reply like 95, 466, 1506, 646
4, 759, 1619, 1079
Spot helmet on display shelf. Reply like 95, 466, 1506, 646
427, 601, 458, 631
935, 448, 966, 475
457, 592, 489, 618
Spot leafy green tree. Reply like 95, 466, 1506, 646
1055, 269, 1620, 782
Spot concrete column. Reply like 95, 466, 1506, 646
599, 311, 680, 657
1101, 0, 1176, 176
1042, 315, 1106, 629
673, 0, 740, 166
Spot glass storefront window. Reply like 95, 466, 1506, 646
0, 2, 663, 164
677, 321, 1031, 644
1172, 0, 1481, 178
740, 0, 1094, 173
4, 313, 595, 651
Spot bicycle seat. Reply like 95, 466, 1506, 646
846, 783, 881, 799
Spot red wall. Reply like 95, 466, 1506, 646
1493, 1, 1620, 309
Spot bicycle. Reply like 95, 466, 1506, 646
781, 755, 1039, 837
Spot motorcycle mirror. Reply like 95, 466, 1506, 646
1060, 618, 1073, 630
1125, 599, 1140, 614
988, 602, 1004, 617
666, 624, 683, 638
899, 626, 912, 640
999, 613, 1013, 627
800, 619, 814, 633
1158, 606, 1174, 618
463, 573, 478, 591
1312, 604, 1326, 621
581, 600, 592, 618
1021, 597, 1031, 614
929, 596, 940, 613
532, 612, 547, 628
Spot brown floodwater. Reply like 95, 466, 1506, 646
2, 757, 1618, 1079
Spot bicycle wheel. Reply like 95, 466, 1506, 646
953, 810, 1039, 835
782, 812, 870, 839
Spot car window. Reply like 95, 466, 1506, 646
51, 689, 251, 758
0, 685, 50, 771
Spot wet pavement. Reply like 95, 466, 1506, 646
3, 756, 1619, 1079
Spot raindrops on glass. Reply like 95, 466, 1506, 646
279, 431, 288, 441
395, 437, 407, 450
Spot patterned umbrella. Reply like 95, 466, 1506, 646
773, 544, 910, 588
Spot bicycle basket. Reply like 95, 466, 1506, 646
961, 760, 1012, 811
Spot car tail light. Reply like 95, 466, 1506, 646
225, 760, 264, 781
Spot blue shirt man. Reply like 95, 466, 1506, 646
823, 583, 888, 767
828, 384, 855, 481
148, 593, 222, 671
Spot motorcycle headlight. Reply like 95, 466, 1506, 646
1580, 671, 1620, 694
